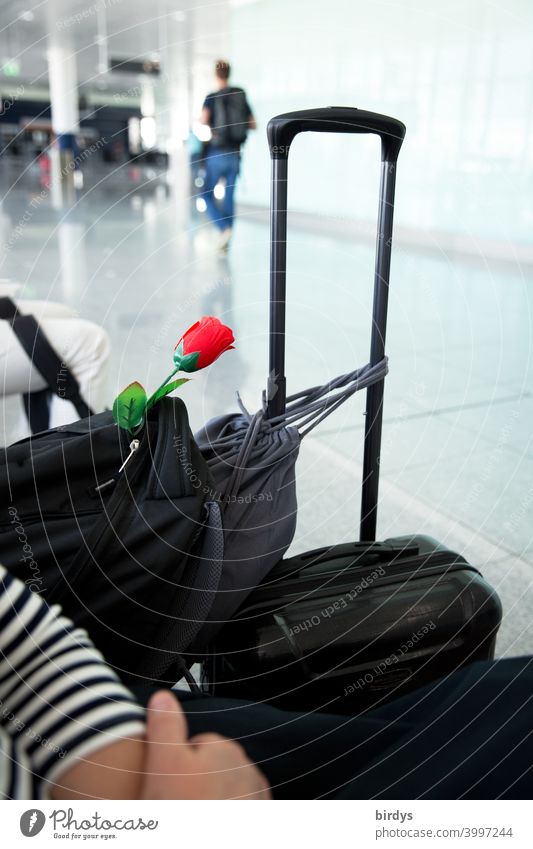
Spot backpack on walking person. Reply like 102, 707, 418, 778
211, 87, 251, 148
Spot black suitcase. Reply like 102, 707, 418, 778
204, 535, 502, 712
203, 107, 502, 712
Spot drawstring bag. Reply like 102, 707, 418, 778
193, 358, 388, 648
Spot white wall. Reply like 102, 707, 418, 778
228, 0, 533, 251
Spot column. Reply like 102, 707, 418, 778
46, 0, 80, 208
160, 11, 192, 225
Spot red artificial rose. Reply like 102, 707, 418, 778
174, 316, 235, 372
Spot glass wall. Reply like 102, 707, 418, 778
229, 0, 533, 252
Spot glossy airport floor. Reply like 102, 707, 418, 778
1, 165, 532, 658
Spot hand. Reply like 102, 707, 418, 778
141, 690, 271, 800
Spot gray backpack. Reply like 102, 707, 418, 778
212, 87, 250, 147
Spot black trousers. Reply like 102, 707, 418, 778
139, 657, 533, 799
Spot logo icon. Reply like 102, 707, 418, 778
20, 810, 46, 837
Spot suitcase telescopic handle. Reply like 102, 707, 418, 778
266, 106, 406, 543
267, 106, 405, 161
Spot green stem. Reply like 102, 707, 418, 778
146, 366, 180, 410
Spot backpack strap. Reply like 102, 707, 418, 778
0, 297, 94, 431
0, 296, 18, 320
22, 389, 52, 435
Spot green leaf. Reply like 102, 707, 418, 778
112, 381, 147, 431
146, 378, 190, 410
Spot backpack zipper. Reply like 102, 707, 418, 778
94, 439, 140, 494
53, 436, 149, 604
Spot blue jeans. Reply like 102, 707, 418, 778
202, 148, 240, 231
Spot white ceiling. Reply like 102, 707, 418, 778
0, 0, 231, 94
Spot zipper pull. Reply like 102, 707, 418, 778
118, 439, 140, 474
93, 439, 141, 495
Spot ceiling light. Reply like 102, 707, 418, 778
19, 10, 34, 22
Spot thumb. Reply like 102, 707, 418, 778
144, 690, 189, 774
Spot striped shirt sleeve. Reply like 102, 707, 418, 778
0, 726, 32, 799
0, 564, 145, 799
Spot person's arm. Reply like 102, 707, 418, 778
0, 565, 145, 799
245, 94, 257, 130
50, 690, 270, 801
0, 566, 270, 800
200, 94, 212, 126
0, 726, 33, 799
48, 740, 144, 800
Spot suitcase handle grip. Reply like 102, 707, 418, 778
267, 107, 406, 161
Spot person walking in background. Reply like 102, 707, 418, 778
200, 60, 256, 252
